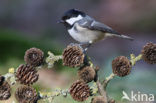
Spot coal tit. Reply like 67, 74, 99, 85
59, 9, 133, 47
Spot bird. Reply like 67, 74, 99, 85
59, 9, 133, 49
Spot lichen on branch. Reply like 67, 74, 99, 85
0, 42, 155, 103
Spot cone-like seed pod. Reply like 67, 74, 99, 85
16, 64, 39, 85
91, 96, 107, 103
69, 80, 90, 102
15, 85, 38, 103
0, 75, 5, 85
0, 81, 11, 100
112, 56, 132, 77
141, 42, 156, 64
78, 66, 96, 83
24, 48, 44, 67
63, 44, 85, 68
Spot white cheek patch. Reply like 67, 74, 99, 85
66, 15, 83, 25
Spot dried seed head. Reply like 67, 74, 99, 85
0, 75, 5, 85
24, 48, 44, 67
141, 42, 156, 64
91, 96, 107, 103
0, 81, 11, 100
112, 56, 132, 77
15, 85, 38, 103
78, 66, 96, 83
63, 44, 85, 68
16, 64, 39, 85
69, 80, 90, 102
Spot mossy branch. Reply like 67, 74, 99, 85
96, 80, 108, 102
39, 88, 68, 102
0, 42, 155, 103
130, 54, 142, 66
46, 51, 62, 68
102, 73, 116, 90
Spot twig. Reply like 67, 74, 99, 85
103, 73, 116, 90
4, 68, 16, 85
130, 54, 142, 66
38, 89, 68, 101
96, 80, 108, 102
46, 51, 63, 68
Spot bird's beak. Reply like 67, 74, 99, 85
57, 20, 65, 24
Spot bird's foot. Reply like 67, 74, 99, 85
69, 42, 92, 52
68, 43, 84, 50
80, 41, 93, 52
84, 43, 92, 52
69, 43, 77, 46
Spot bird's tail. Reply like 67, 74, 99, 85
114, 34, 134, 41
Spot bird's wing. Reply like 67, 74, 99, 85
78, 16, 121, 35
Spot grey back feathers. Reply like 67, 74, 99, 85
78, 16, 120, 35
78, 16, 134, 41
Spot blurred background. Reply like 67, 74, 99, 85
0, 0, 156, 103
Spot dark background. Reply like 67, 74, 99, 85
0, 0, 156, 103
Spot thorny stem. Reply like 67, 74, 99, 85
130, 54, 142, 66
103, 73, 116, 90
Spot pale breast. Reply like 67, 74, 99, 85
68, 23, 109, 43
